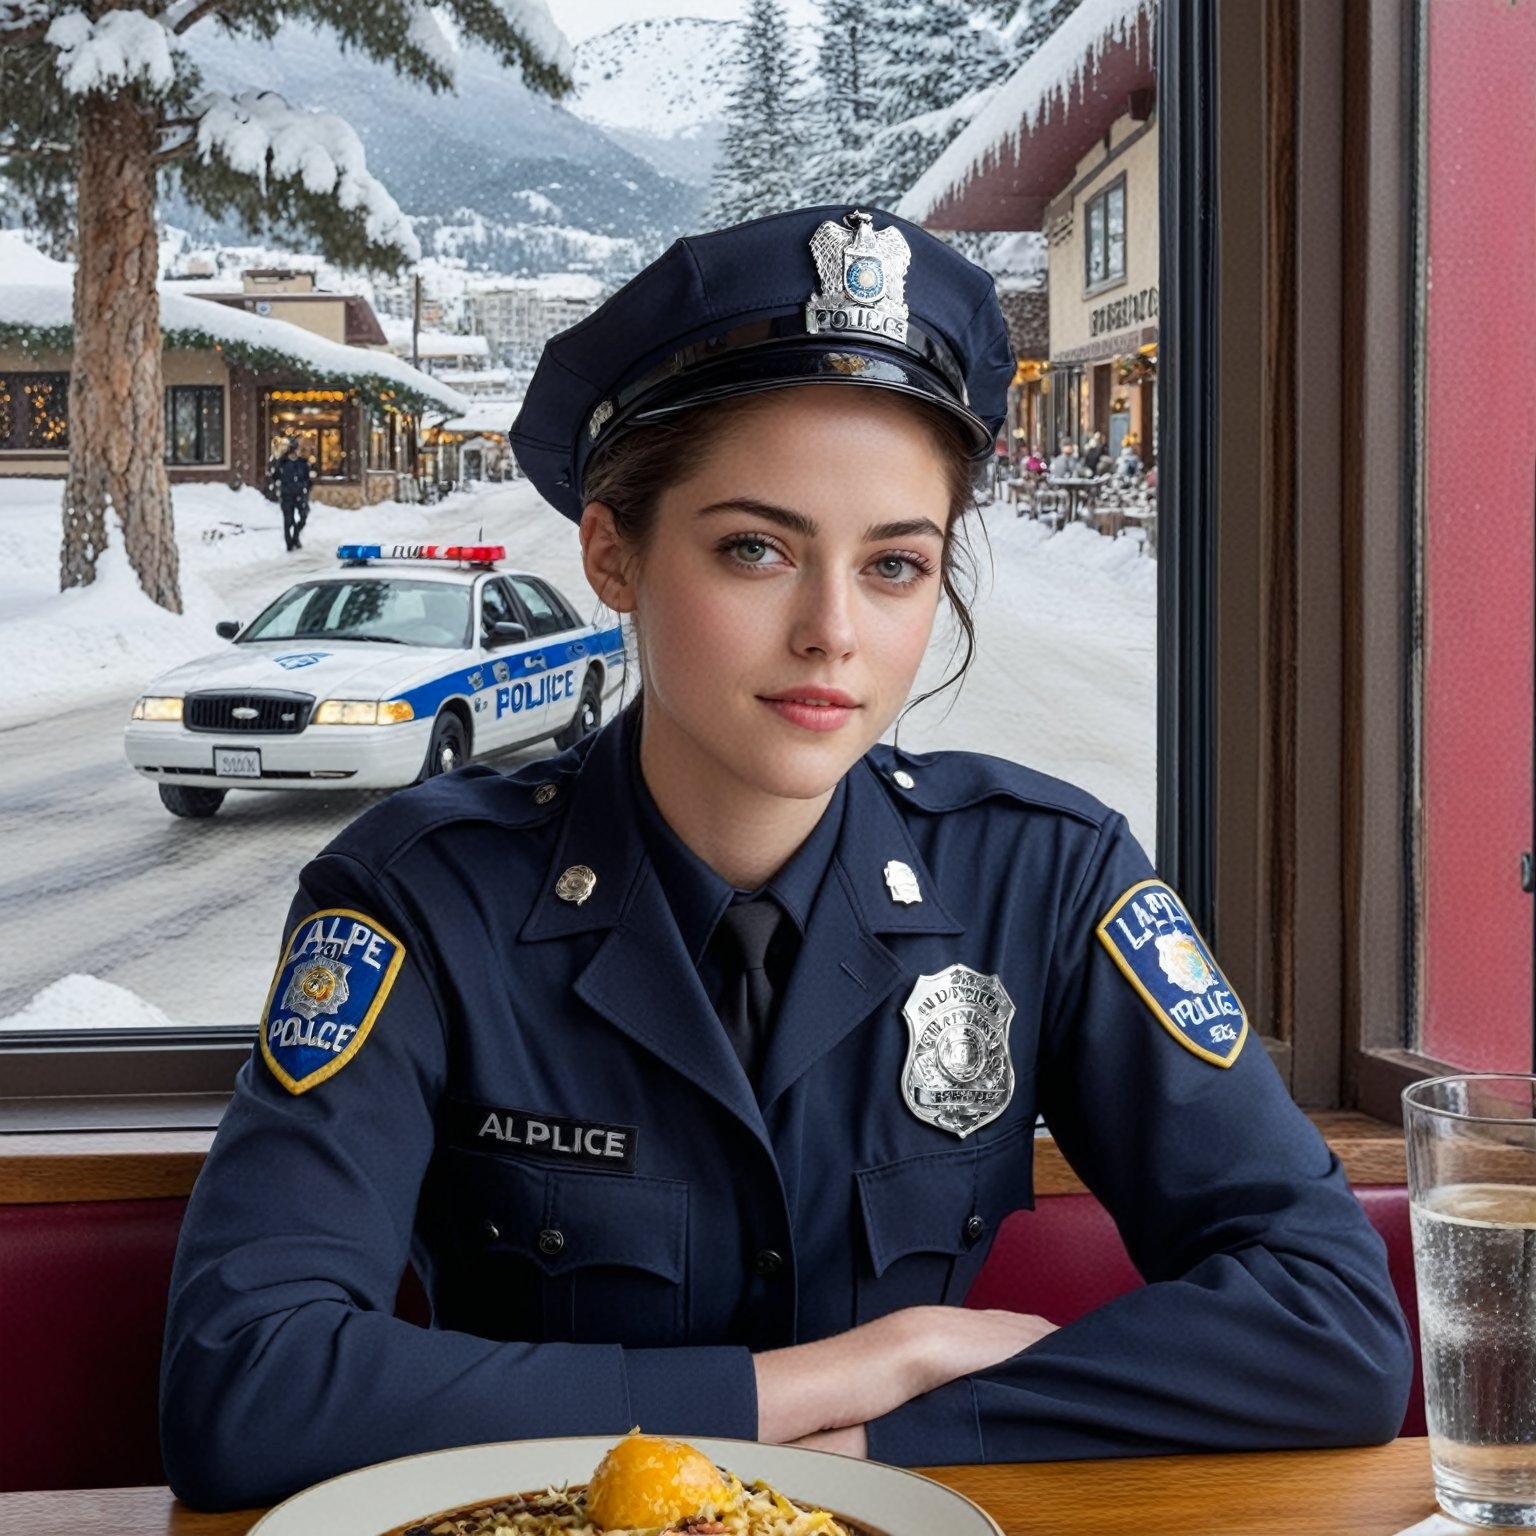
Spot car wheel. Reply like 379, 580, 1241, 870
421, 711, 468, 781
158, 782, 227, 818
554, 670, 602, 751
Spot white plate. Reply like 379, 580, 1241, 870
249, 1434, 1003, 1536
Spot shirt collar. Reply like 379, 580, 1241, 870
628, 709, 847, 963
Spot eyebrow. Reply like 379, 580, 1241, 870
696, 498, 944, 543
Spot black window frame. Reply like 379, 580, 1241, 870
0, 371, 70, 451
164, 384, 225, 466
1084, 172, 1130, 295
506, 574, 572, 639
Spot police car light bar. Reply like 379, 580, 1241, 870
337, 544, 505, 565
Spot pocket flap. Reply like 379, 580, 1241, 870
538, 1167, 688, 1283
856, 1121, 1033, 1279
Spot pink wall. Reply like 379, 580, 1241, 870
1421, 0, 1536, 1068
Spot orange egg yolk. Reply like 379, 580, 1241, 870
585, 1433, 731, 1529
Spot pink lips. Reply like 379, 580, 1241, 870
759, 686, 859, 733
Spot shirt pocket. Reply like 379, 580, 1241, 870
439, 1152, 689, 1347
853, 1119, 1034, 1324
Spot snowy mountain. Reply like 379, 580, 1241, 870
168, 20, 710, 277
567, 16, 818, 188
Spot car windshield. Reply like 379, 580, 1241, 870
238, 580, 471, 649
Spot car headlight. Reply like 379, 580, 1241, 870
132, 696, 183, 722
311, 699, 415, 726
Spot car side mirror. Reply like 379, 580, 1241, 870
215, 620, 240, 640
488, 620, 527, 644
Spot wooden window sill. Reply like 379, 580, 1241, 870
0, 1111, 1405, 1206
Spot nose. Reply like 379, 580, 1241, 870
789, 565, 858, 661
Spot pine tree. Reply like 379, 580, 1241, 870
801, 0, 882, 205
0, 1, 571, 613
862, 1, 1009, 207
708, 0, 805, 228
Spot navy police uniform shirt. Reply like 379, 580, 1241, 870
160, 717, 1413, 1508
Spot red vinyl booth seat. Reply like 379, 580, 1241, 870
0, 1187, 1422, 1493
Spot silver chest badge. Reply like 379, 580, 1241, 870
901, 965, 1015, 1139
806, 209, 911, 346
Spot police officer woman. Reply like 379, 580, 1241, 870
161, 208, 1412, 1510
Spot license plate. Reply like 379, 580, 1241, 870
214, 747, 261, 778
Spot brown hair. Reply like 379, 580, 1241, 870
582, 389, 986, 720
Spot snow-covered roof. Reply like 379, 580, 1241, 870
898, 0, 1157, 231
378, 320, 490, 359
467, 272, 605, 302
434, 366, 514, 386
0, 233, 467, 416
437, 400, 521, 436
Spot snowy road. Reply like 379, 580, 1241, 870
0, 480, 1156, 1027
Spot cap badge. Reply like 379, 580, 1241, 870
588, 399, 614, 441
884, 860, 922, 904
806, 209, 911, 346
900, 965, 1015, 1139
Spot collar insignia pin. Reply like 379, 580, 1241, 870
884, 860, 922, 904
555, 865, 597, 905
806, 209, 912, 346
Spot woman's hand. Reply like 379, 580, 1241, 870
754, 1305, 1056, 1446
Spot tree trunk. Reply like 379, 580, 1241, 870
60, 87, 181, 613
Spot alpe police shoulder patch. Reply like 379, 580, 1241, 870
1095, 879, 1248, 1068
259, 907, 405, 1094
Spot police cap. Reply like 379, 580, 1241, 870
510, 205, 1015, 523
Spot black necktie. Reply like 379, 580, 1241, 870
709, 897, 784, 1083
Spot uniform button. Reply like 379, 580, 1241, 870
892, 770, 915, 790
479, 1219, 500, 1243
533, 783, 558, 805
753, 1248, 784, 1276
963, 1214, 986, 1246
537, 1228, 565, 1256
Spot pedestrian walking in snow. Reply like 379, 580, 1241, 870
275, 440, 314, 552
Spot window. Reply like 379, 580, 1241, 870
507, 575, 572, 638
165, 385, 224, 465
480, 579, 520, 641
1084, 176, 1127, 292
0, 373, 69, 450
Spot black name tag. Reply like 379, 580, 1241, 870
444, 1099, 638, 1173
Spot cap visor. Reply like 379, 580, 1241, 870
625, 340, 995, 457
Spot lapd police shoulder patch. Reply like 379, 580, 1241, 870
1095, 880, 1247, 1068
259, 908, 405, 1094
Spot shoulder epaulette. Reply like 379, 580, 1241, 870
865, 743, 1114, 830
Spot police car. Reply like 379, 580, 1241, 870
124, 544, 625, 817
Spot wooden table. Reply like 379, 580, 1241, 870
0, 1439, 1444, 1535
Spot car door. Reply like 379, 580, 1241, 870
477, 576, 554, 745
505, 574, 586, 741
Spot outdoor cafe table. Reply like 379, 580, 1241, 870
0, 1439, 1446, 1536
1047, 475, 1103, 524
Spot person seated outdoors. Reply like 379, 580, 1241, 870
1115, 440, 1145, 480
1049, 441, 1081, 478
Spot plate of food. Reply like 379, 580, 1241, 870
248, 1430, 1003, 1536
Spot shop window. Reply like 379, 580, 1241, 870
164, 386, 224, 465
0, 373, 69, 450
1411, 0, 1536, 1071
1084, 175, 1127, 292
266, 388, 348, 478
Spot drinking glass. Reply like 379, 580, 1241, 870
1405, 1074, 1536, 1527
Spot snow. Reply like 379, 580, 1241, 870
407, 0, 459, 82
899, 0, 1155, 225
48, 8, 179, 97
502, 0, 576, 80
440, 399, 522, 434
1, 973, 187, 1030
379, 320, 489, 359
193, 90, 421, 263
0, 233, 468, 416
0, 478, 506, 715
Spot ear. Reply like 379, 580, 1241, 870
579, 502, 638, 614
